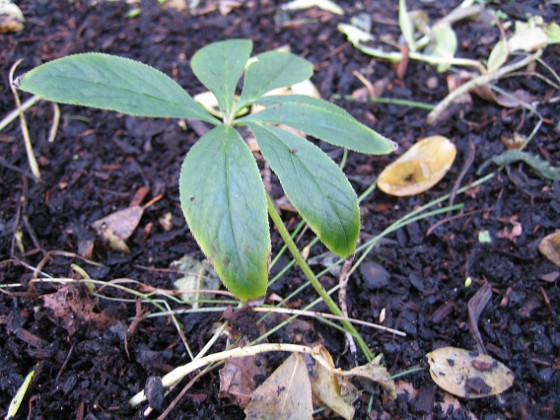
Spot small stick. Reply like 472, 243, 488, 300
338, 257, 358, 364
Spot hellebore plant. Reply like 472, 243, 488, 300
16, 39, 394, 310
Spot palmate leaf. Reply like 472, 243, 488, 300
249, 123, 359, 257
238, 95, 396, 154
179, 125, 270, 301
16, 53, 217, 124
191, 39, 252, 118
237, 50, 313, 109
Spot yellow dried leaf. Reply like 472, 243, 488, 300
245, 353, 313, 419
378, 135, 456, 196
311, 345, 357, 420
539, 231, 560, 267
427, 347, 514, 399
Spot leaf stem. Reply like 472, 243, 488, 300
266, 192, 374, 361
9, 60, 41, 181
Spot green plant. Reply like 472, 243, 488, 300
16, 39, 394, 302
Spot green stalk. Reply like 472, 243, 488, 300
266, 193, 374, 361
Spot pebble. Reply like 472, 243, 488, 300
360, 261, 390, 290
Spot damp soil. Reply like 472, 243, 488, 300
1, 1, 559, 419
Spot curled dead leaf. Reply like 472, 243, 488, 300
427, 347, 514, 399
539, 231, 560, 267
311, 345, 357, 420
377, 135, 457, 196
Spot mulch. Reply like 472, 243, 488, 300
1, 0, 559, 418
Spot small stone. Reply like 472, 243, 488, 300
426, 76, 439, 89
145, 376, 165, 411
538, 367, 554, 384
360, 262, 390, 290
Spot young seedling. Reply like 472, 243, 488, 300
15, 39, 395, 305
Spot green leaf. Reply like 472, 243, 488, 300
399, 0, 416, 51
239, 95, 396, 154
238, 50, 313, 108
429, 23, 457, 72
191, 39, 252, 118
249, 123, 359, 257
179, 125, 270, 301
478, 149, 560, 181
16, 53, 217, 123
487, 39, 508, 72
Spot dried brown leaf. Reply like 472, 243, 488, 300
43, 284, 116, 336
219, 354, 264, 407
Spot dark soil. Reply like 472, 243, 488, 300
1, 1, 559, 419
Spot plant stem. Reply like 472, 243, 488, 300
266, 193, 374, 361
129, 343, 320, 407
427, 50, 542, 124
9, 61, 41, 181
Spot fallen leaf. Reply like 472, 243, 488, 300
219, 352, 264, 407
245, 353, 313, 419
43, 284, 116, 336
377, 135, 457, 196
307, 251, 341, 276
539, 231, 560, 267
92, 206, 143, 241
171, 255, 221, 308
395, 380, 418, 399
427, 347, 514, 399
473, 85, 535, 108
344, 362, 396, 399
91, 194, 161, 253
311, 345, 357, 420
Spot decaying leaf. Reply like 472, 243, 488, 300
539, 231, 560, 267
307, 251, 341, 276
91, 193, 160, 253
245, 353, 313, 420
427, 347, 514, 399
377, 135, 457, 196
219, 353, 264, 407
91, 206, 144, 253
43, 284, 117, 336
311, 345, 357, 420
171, 255, 220, 308
343, 362, 396, 400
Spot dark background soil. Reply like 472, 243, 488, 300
1, 0, 559, 419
